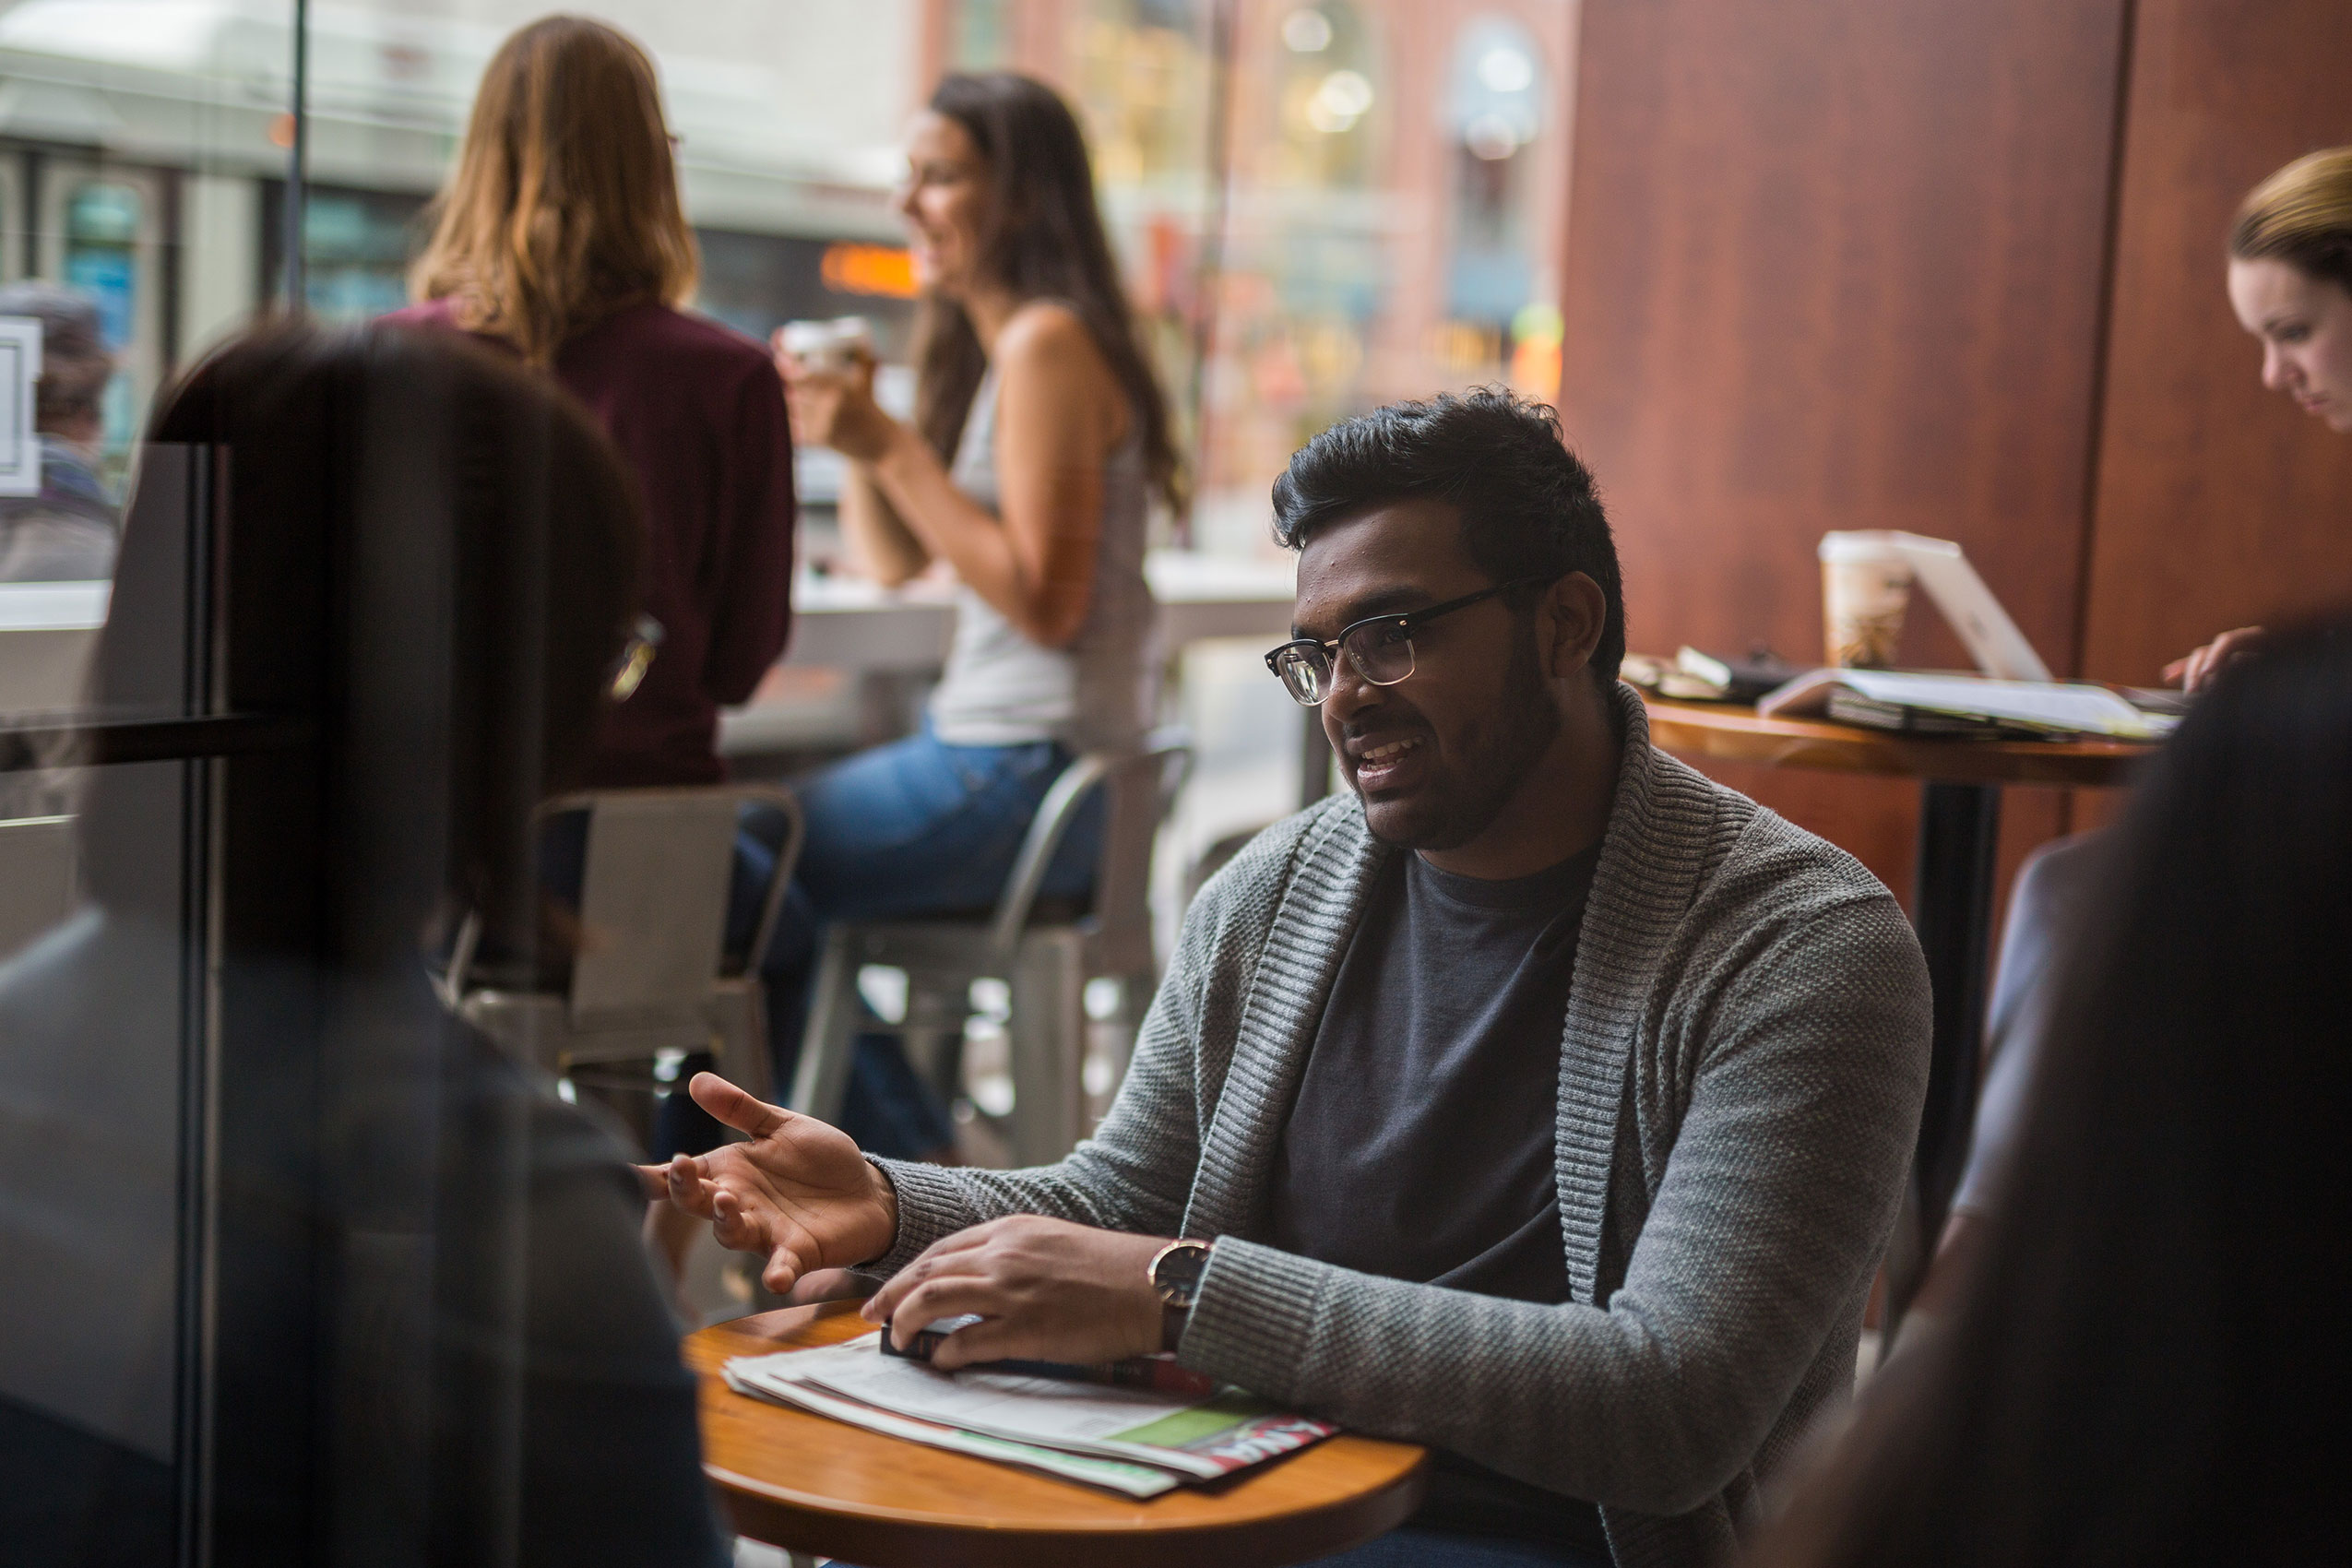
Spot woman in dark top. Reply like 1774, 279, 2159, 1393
386, 14, 795, 789
386, 18, 796, 1245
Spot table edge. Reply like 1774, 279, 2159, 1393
1639, 695, 2155, 787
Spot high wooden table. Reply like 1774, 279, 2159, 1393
689, 1301, 1428, 1568
1639, 696, 2155, 1306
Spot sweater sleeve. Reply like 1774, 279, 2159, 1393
865, 873, 1228, 1273
1175, 891, 1931, 1516
698, 362, 796, 707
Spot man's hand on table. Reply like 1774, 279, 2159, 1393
861, 1217, 1170, 1370
635, 1073, 897, 1294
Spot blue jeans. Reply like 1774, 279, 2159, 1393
656, 718, 1102, 1159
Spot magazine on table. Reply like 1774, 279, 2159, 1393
720, 1361, 1186, 1496
724, 1329, 1337, 1492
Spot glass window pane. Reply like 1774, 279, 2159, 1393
4, 0, 295, 729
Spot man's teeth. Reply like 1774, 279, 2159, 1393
1362, 738, 1422, 763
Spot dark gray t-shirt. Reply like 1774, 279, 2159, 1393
1269, 842, 1607, 1560
1270, 843, 1597, 1297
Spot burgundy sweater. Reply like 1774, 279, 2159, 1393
386, 299, 795, 787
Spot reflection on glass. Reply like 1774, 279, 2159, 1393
1, 0, 298, 476
0, 445, 208, 1564
0, 280, 120, 590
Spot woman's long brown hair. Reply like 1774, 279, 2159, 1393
913, 73, 1183, 513
410, 15, 697, 366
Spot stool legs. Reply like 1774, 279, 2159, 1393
790, 928, 863, 1125
1005, 932, 1086, 1167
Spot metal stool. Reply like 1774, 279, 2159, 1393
790, 732, 1191, 1166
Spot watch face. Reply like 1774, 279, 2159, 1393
1153, 1241, 1210, 1308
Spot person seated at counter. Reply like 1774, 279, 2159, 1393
656, 391, 1934, 1568
383, 17, 796, 1213
0, 281, 119, 584
764, 70, 1181, 1158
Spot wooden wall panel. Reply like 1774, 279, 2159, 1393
2082, 0, 2352, 688
1555, 0, 2128, 902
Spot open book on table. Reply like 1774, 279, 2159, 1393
1757, 668, 2179, 740
725, 1330, 1337, 1498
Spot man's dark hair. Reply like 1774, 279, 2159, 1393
1269, 389, 1625, 686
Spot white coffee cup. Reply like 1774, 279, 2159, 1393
778, 316, 874, 373
1817, 531, 1915, 669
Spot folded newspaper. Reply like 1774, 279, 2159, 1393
724, 1331, 1337, 1498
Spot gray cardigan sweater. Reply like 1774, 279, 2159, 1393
875, 684, 1931, 1568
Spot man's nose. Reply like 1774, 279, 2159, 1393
1323, 652, 1384, 726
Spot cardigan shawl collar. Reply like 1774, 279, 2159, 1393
1176, 682, 1726, 1303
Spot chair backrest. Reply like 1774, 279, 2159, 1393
441, 784, 801, 1029
1089, 738, 1190, 956
565, 790, 735, 1025
0, 814, 77, 962
987, 731, 1191, 970
559, 786, 801, 1027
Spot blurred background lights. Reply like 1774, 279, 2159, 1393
1282, 7, 1334, 53
1477, 42, 1534, 94
1307, 67, 1373, 133
1465, 113, 1522, 160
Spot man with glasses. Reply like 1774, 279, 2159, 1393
660, 392, 1931, 1568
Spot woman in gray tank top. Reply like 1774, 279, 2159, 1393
758, 72, 1180, 1158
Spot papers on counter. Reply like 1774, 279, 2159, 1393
725, 1330, 1337, 1497
1758, 669, 2178, 739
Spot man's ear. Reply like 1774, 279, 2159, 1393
1545, 573, 1607, 681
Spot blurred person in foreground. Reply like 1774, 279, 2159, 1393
768, 71, 1179, 1158
1926, 145, 2352, 1309
1748, 615, 2351, 1568
0, 281, 118, 583
658, 392, 1931, 1568
0, 324, 724, 1566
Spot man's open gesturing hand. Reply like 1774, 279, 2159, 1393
642, 1073, 897, 1294
860, 1217, 1169, 1369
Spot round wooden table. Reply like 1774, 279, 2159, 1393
689, 1301, 1429, 1568
1638, 695, 2151, 789
1640, 695, 2156, 1313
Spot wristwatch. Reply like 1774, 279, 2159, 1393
1148, 1238, 1213, 1352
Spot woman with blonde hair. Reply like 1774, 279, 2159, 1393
389, 14, 795, 790
388, 16, 795, 1206
2165, 145, 2352, 688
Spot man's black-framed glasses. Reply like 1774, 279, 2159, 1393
1264, 577, 1550, 707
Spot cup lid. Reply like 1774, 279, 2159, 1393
1818, 530, 1909, 564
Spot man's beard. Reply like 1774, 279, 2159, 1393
1366, 626, 1562, 852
